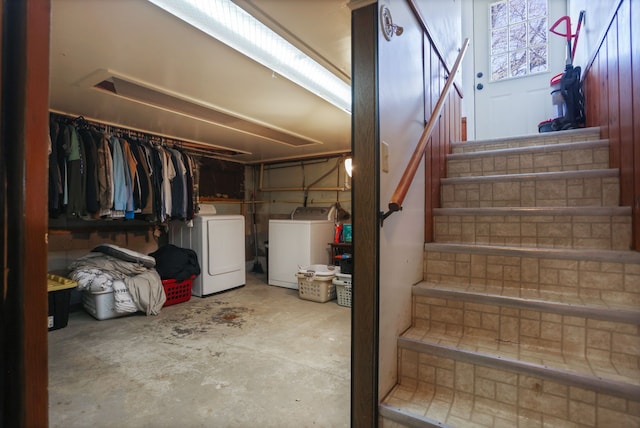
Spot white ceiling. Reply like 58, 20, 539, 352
49, 0, 353, 164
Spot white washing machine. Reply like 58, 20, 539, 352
268, 206, 335, 289
169, 213, 246, 296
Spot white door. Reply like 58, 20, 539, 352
472, 0, 567, 139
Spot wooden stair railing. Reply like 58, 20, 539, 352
380, 37, 469, 225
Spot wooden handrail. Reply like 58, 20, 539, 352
381, 37, 469, 224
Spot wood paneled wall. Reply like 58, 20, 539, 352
583, 0, 640, 250
423, 50, 462, 243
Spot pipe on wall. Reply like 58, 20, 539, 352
258, 158, 349, 192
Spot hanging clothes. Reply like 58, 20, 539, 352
48, 114, 201, 223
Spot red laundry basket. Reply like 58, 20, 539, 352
162, 276, 194, 307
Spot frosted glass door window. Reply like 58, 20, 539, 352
490, 0, 548, 81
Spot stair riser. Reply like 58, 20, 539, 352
447, 146, 609, 178
413, 295, 640, 374
441, 176, 620, 208
433, 214, 631, 250
451, 130, 602, 154
397, 347, 640, 427
424, 251, 640, 307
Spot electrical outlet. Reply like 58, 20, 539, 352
381, 141, 389, 173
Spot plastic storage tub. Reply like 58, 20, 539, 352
297, 265, 336, 302
47, 274, 77, 331
82, 289, 132, 321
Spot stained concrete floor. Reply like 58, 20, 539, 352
48, 272, 351, 428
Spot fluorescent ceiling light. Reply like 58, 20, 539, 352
148, 0, 352, 113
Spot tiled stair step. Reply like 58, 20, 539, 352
380, 335, 640, 428
450, 127, 601, 154
424, 243, 640, 309
412, 283, 640, 385
433, 206, 632, 250
441, 168, 620, 208
446, 139, 609, 178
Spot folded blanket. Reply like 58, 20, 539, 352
72, 268, 115, 292
70, 252, 149, 278
125, 270, 166, 315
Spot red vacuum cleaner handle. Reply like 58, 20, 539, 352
550, 15, 572, 40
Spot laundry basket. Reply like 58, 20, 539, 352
333, 273, 352, 307
297, 265, 336, 303
162, 276, 194, 307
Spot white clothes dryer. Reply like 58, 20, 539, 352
169, 214, 246, 296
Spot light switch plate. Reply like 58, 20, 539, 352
381, 141, 389, 173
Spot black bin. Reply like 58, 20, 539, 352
340, 254, 353, 274
47, 274, 77, 331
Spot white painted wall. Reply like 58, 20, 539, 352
416, 0, 462, 68
377, 0, 460, 396
569, 0, 620, 72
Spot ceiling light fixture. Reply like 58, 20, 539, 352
148, 0, 352, 113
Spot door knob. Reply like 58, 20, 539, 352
476, 83, 484, 90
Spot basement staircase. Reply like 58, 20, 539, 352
380, 127, 640, 427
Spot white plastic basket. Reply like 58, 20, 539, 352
335, 283, 352, 307
296, 265, 336, 302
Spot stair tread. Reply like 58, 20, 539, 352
381, 384, 525, 428
441, 168, 618, 183
401, 326, 640, 389
414, 282, 640, 320
424, 242, 640, 263
448, 139, 609, 160
452, 127, 601, 148
434, 206, 632, 216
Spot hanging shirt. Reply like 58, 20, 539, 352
167, 148, 186, 219
110, 136, 128, 213
157, 147, 175, 221
95, 131, 113, 217
120, 138, 137, 218
79, 128, 99, 215
66, 125, 86, 217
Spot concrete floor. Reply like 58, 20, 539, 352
48, 272, 351, 428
